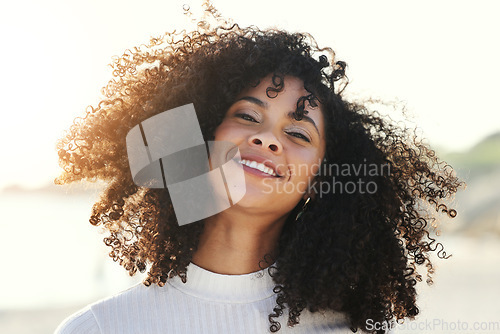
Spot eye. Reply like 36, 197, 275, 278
286, 131, 311, 143
235, 113, 259, 123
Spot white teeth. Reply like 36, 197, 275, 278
238, 159, 277, 176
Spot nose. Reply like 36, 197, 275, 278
248, 131, 283, 154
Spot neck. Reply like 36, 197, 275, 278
191, 207, 288, 274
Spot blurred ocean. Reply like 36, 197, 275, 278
0, 189, 144, 334
0, 188, 499, 333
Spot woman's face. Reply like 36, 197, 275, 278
214, 75, 326, 217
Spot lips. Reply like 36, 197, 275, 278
239, 159, 276, 176
238, 154, 285, 178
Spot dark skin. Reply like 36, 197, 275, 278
192, 75, 325, 274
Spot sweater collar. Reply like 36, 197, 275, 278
166, 262, 277, 303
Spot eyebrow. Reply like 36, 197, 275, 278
236, 96, 320, 136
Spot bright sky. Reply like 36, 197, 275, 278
1, 0, 499, 190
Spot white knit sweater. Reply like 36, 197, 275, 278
55, 262, 352, 333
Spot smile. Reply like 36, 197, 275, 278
238, 159, 277, 177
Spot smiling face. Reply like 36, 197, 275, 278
214, 75, 326, 218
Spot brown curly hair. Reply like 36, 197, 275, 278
55, 4, 464, 333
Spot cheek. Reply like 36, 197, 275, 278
215, 121, 255, 145
289, 149, 323, 180
214, 123, 235, 142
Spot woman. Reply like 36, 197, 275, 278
55, 6, 463, 334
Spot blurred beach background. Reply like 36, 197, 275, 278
1, 0, 499, 333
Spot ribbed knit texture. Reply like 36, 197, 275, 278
55, 262, 352, 333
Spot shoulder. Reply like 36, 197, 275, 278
55, 283, 154, 334
54, 305, 100, 334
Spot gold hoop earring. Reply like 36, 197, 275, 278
295, 197, 311, 221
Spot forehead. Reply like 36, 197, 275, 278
241, 75, 308, 99
240, 76, 321, 109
